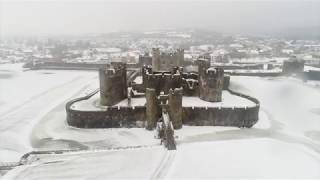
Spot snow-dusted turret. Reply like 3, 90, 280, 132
99, 62, 127, 106
198, 58, 224, 102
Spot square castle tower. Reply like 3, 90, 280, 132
152, 48, 184, 71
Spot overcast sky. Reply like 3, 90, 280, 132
1, 0, 320, 36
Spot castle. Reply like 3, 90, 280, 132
65, 48, 260, 149
66, 48, 259, 133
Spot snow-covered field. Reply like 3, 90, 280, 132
0, 64, 98, 162
230, 76, 320, 143
1, 63, 320, 179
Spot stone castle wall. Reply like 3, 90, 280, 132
183, 88, 259, 128
66, 89, 259, 129
182, 105, 259, 128
66, 89, 146, 128
66, 59, 258, 129
67, 106, 146, 128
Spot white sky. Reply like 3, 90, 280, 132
0, 0, 319, 36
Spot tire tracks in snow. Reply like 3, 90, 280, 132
0, 75, 97, 162
151, 150, 176, 180
0, 76, 92, 131
0, 76, 83, 121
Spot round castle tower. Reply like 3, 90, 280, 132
198, 59, 224, 102
99, 62, 127, 106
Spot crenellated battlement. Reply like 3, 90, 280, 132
103, 62, 127, 76
145, 72, 181, 80
142, 67, 182, 95
206, 67, 224, 77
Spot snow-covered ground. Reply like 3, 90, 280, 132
133, 75, 142, 84
1, 63, 320, 179
305, 65, 320, 71
230, 76, 320, 143
4, 147, 167, 179
0, 63, 98, 162
166, 139, 320, 179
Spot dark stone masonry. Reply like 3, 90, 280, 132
282, 56, 305, 75
99, 62, 127, 106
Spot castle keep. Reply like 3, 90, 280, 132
66, 48, 259, 133
152, 48, 184, 71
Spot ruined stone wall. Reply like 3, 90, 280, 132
99, 62, 127, 106
198, 59, 224, 102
